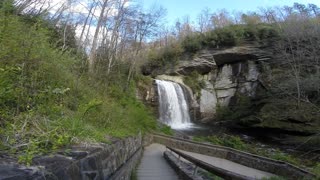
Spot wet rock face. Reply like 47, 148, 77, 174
197, 60, 261, 121
200, 88, 217, 122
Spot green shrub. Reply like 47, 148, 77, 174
193, 135, 247, 151
203, 31, 218, 48
158, 125, 173, 136
257, 26, 280, 40
215, 28, 238, 46
183, 71, 205, 94
215, 94, 253, 121
215, 104, 233, 121
244, 25, 258, 40
182, 34, 203, 53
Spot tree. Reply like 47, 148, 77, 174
89, 0, 111, 73
126, 5, 166, 87
197, 7, 212, 33
241, 12, 262, 25
274, 17, 320, 107
211, 9, 233, 28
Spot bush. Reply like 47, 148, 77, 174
257, 25, 280, 40
203, 31, 218, 48
182, 34, 203, 53
244, 25, 258, 40
215, 94, 253, 121
215, 28, 238, 46
158, 125, 173, 136
193, 135, 248, 151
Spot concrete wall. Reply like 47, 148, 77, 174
153, 134, 315, 179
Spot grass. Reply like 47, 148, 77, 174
157, 124, 174, 136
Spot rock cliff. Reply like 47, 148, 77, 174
143, 45, 271, 121
140, 43, 320, 148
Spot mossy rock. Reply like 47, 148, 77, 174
248, 100, 320, 134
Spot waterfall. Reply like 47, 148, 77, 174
156, 80, 193, 129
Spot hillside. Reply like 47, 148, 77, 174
0, 0, 156, 165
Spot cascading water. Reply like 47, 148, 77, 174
156, 80, 193, 129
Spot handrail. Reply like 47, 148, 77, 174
153, 133, 289, 163
153, 133, 316, 179
166, 146, 254, 180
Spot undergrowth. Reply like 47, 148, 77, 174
193, 135, 300, 166
0, 2, 156, 165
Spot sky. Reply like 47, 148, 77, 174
140, 0, 320, 25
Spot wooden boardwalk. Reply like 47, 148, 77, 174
137, 143, 277, 180
179, 149, 275, 179
137, 144, 180, 180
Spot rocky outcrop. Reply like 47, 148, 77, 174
141, 43, 320, 148
171, 45, 268, 122
177, 53, 216, 75
140, 45, 269, 122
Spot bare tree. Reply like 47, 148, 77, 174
197, 7, 212, 33
211, 9, 233, 28
126, 5, 166, 87
274, 16, 320, 107
89, 0, 111, 73
78, 0, 97, 51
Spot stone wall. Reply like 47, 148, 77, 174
1, 134, 143, 180
152, 134, 315, 179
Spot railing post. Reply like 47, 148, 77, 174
193, 165, 198, 176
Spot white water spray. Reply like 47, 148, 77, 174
156, 80, 193, 129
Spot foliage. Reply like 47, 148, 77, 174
0, 3, 157, 164
181, 34, 204, 53
180, 24, 279, 54
214, 104, 234, 121
253, 99, 320, 134
157, 124, 173, 136
215, 27, 238, 46
215, 94, 253, 121
269, 150, 298, 164
312, 163, 320, 179
193, 135, 300, 166
193, 134, 248, 151
183, 71, 205, 95
142, 43, 183, 75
